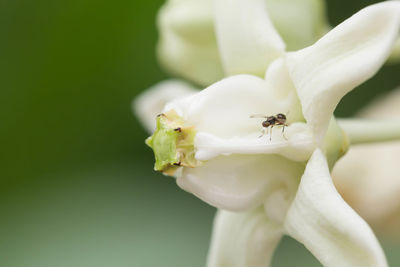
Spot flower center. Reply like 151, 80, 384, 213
146, 110, 201, 175
146, 110, 350, 176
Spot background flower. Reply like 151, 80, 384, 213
157, 0, 329, 86
334, 87, 400, 238
157, 0, 399, 87
146, 2, 400, 266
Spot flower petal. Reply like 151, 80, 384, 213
194, 122, 315, 162
285, 1, 400, 142
207, 208, 283, 267
266, 0, 329, 51
134, 80, 197, 133
157, 0, 331, 85
264, 58, 304, 122
284, 149, 387, 267
177, 154, 304, 211
164, 75, 297, 138
157, 0, 224, 86
214, 0, 285, 77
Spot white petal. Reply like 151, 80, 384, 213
214, 0, 285, 77
207, 208, 283, 267
284, 149, 387, 267
266, 0, 329, 51
177, 154, 304, 211
264, 58, 304, 123
195, 122, 315, 162
165, 75, 297, 138
264, 188, 295, 225
285, 1, 400, 142
157, 0, 331, 85
133, 80, 197, 133
157, 0, 224, 86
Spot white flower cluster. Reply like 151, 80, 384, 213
135, 1, 400, 266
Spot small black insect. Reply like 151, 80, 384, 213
250, 113, 288, 140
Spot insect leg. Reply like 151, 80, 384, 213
258, 128, 265, 138
282, 125, 288, 140
269, 126, 274, 141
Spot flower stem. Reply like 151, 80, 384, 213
338, 118, 400, 145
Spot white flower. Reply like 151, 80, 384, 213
333, 87, 400, 237
143, 1, 400, 266
136, 0, 339, 137
157, 0, 329, 86
157, 0, 399, 87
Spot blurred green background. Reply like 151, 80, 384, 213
0, 0, 399, 266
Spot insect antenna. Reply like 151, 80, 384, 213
250, 114, 268, 118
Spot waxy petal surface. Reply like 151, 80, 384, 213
177, 154, 304, 211
158, 0, 224, 86
214, 0, 285, 77
286, 1, 400, 142
285, 149, 387, 267
194, 123, 314, 162
266, 0, 328, 51
207, 208, 283, 267
164, 75, 296, 138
